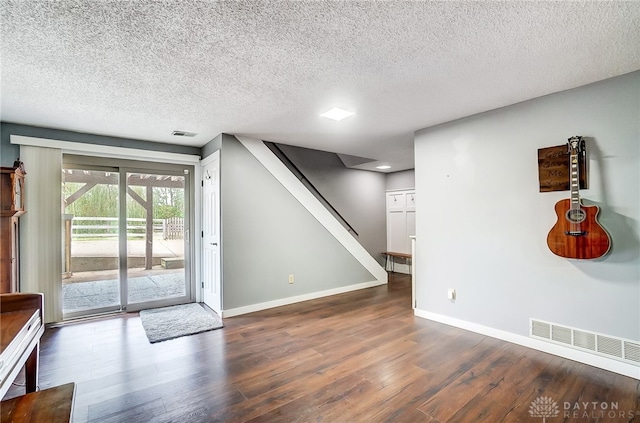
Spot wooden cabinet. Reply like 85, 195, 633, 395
1, 162, 26, 293
1, 164, 25, 217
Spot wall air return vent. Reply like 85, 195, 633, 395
597, 335, 623, 359
551, 325, 572, 345
530, 318, 640, 367
624, 342, 640, 364
531, 320, 550, 339
573, 330, 596, 351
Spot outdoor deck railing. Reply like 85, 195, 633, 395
69, 217, 183, 240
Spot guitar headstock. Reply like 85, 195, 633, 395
567, 136, 585, 155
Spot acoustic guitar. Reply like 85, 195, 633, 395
546, 136, 611, 259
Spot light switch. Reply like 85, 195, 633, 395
447, 288, 456, 300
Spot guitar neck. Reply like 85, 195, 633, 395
568, 136, 585, 209
570, 152, 580, 209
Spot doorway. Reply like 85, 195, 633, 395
385, 189, 415, 274
61, 157, 194, 318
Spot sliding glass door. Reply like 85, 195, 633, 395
62, 158, 192, 318
125, 171, 187, 307
62, 168, 122, 317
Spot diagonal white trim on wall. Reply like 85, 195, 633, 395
236, 136, 388, 285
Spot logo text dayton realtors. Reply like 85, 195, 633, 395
563, 401, 636, 420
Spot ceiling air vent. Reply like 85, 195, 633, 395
172, 131, 197, 137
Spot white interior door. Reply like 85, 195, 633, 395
386, 190, 415, 274
386, 191, 413, 254
201, 152, 221, 315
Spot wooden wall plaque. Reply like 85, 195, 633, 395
538, 144, 587, 192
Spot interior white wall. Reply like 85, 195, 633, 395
414, 71, 639, 342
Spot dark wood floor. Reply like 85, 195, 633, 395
7, 273, 640, 422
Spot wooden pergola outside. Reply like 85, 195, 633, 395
62, 170, 185, 271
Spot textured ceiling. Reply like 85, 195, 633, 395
1, 1, 639, 172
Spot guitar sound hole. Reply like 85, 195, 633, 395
565, 209, 586, 224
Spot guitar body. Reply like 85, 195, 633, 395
547, 199, 611, 259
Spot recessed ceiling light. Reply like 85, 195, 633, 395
376, 165, 391, 170
320, 107, 355, 121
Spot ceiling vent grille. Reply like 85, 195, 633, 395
172, 131, 197, 137
530, 319, 640, 366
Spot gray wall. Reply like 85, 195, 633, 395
277, 144, 387, 264
201, 133, 222, 158
218, 135, 375, 310
414, 71, 639, 341
0, 124, 21, 166
0, 122, 200, 166
386, 169, 415, 191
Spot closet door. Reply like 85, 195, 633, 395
386, 190, 415, 254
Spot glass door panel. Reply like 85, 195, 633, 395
125, 172, 187, 307
62, 168, 121, 318
62, 158, 192, 319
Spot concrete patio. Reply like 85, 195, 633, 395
62, 238, 186, 314
62, 272, 186, 314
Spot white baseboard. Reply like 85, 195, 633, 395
223, 279, 387, 318
414, 309, 640, 380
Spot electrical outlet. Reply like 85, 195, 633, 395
288, 274, 294, 284
447, 288, 456, 301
